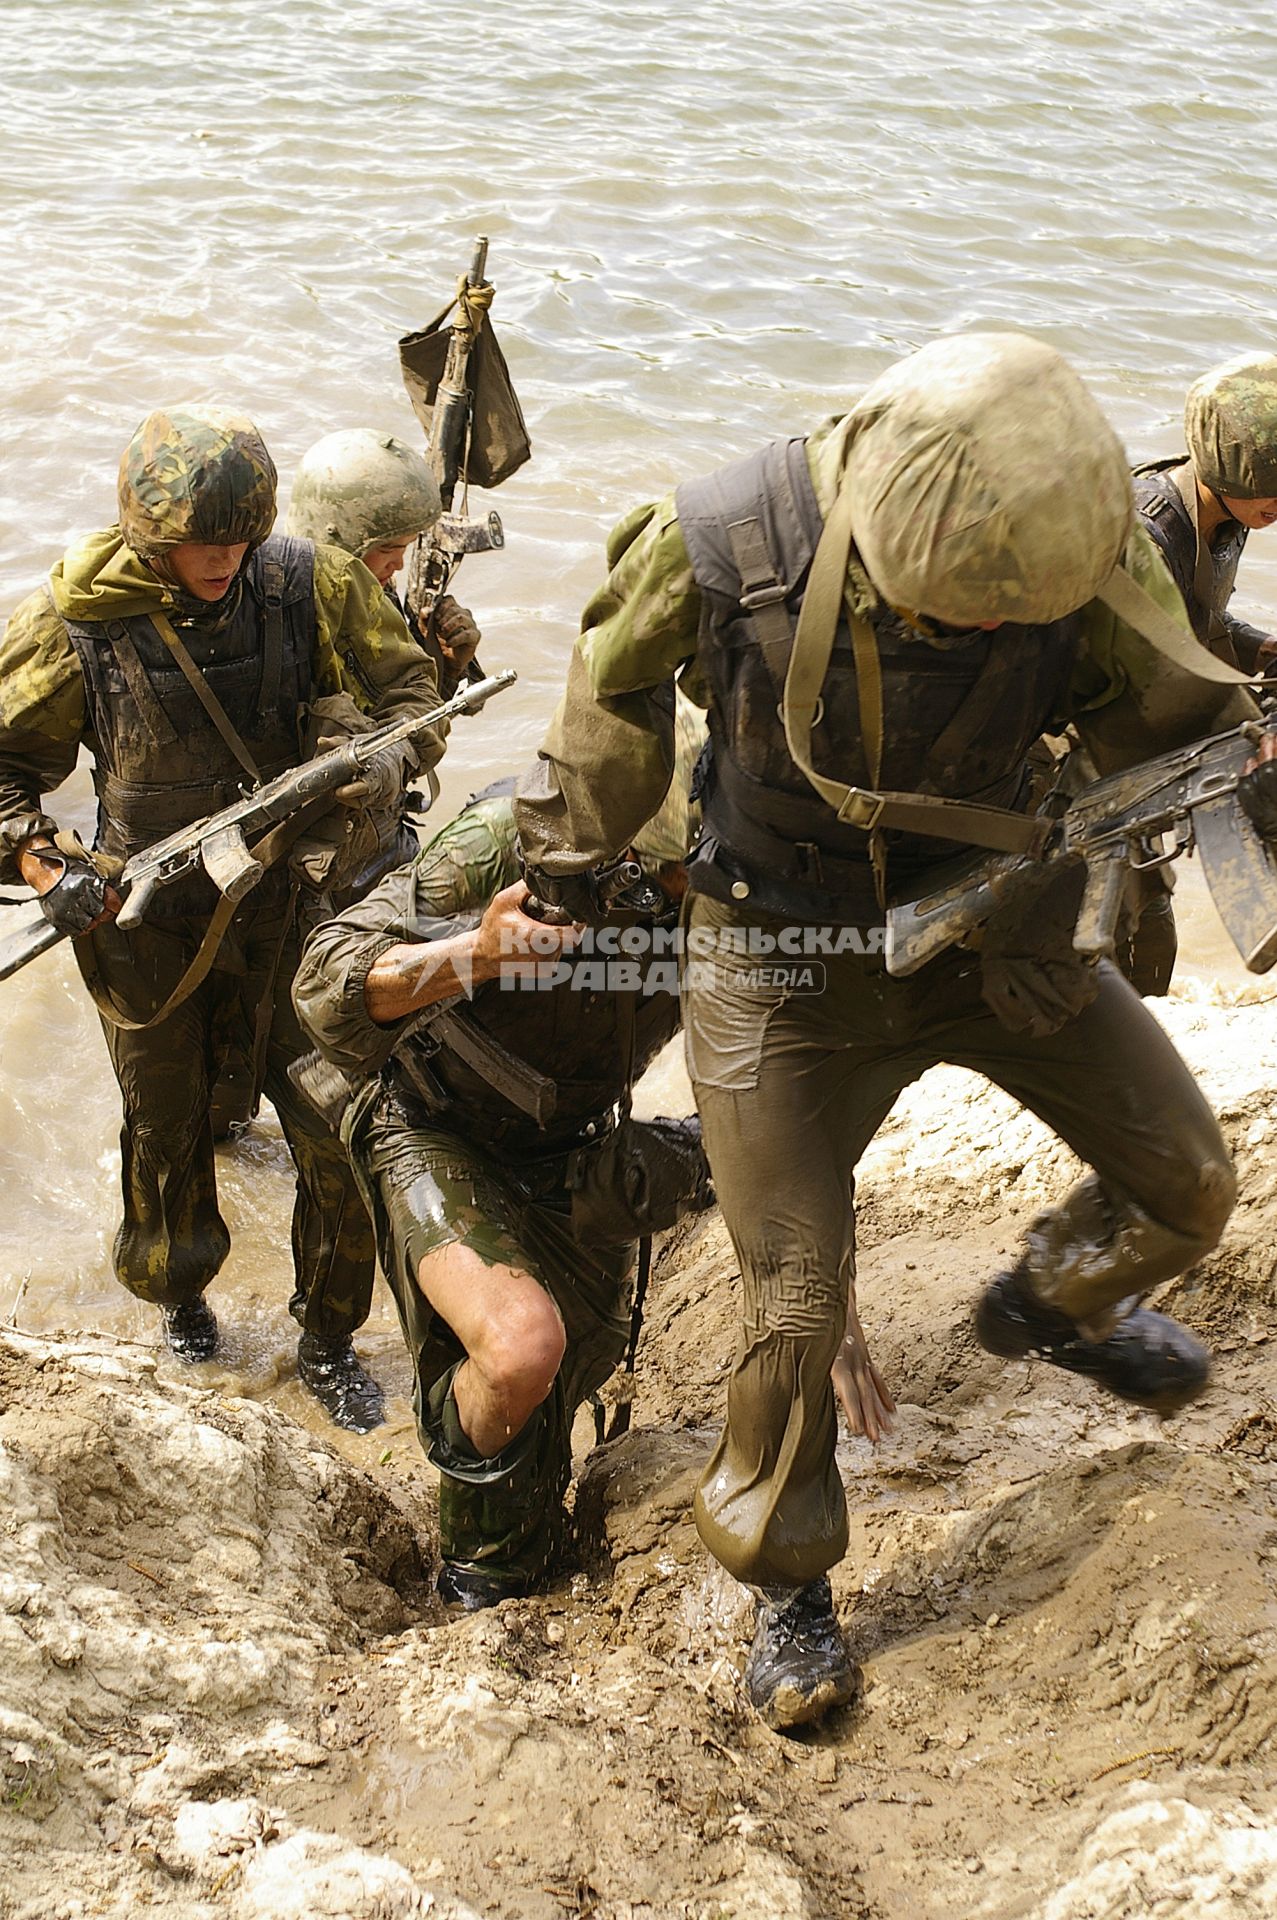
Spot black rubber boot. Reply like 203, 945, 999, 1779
436, 1562, 528, 1611
974, 1267, 1210, 1414
744, 1576, 862, 1733
297, 1333, 385, 1433
161, 1299, 220, 1362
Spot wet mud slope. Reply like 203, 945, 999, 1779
2, 979, 1276, 1920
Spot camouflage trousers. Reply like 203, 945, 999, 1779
347, 1085, 634, 1588
83, 906, 374, 1339
684, 892, 1236, 1592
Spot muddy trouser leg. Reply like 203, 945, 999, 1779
942, 959, 1234, 1328
684, 901, 920, 1592
426, 1365, 574, 1582
685, 904, 1235, 1593
348, 1102, 632, 1585
263, 940, 376, 1342
99, 972, 232, 1307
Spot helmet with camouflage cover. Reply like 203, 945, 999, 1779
283, 429, 442, 558
843, 333, 1133, 628
1185, 353, 1277, 501
118, 406, 277, 563
632, 691, 709, 870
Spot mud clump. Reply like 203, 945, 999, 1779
2, 983, 1277, 1918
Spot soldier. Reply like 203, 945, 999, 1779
1122, 354, 1277, 991
284, 428, 481, 692
1135, 353, 1277, 675
514, 333, 1262, 1731
292, 698, 714, 1608
0, 406, 445, 1431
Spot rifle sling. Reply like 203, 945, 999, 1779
149, 612, 263, 784
82, 799, 327, 1032
781, 488, 1050, 859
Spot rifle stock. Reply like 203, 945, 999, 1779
0, 669, 517, 987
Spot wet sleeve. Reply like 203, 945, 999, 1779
1067, 522, 1259, 775
0, 588, 87, 880
514, 500, 702, 869
309, 544, 447, 768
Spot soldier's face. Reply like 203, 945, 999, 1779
1221, 494, 1277, 531
166, 541, 250, 600
361, 541, 409, 587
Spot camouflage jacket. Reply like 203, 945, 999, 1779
515, 416, 1256, 872
292, 794, 682, 1153
0, 530, 441, 881
1133, 458, 1273, 673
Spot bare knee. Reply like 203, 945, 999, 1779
469, 1292, 566, 1422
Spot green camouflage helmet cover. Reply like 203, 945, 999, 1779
632, 691, 709, 868
844, 333, 1133, 627
283, 429, 442, 557
1185, 353, 1277, 500
118, 406, 278, 561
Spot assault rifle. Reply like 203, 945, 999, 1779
0, 669, 517, 985
399, 236, 532, 686
885, 720, 1277, 978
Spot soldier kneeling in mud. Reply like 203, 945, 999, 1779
292, 699, 718, 1608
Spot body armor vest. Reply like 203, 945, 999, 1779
1133, 459, 1247, 657
64, 535, 317, 919
676, 439, 1083, 924
387, 792, 681, 1150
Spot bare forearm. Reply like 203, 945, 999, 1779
364, 930, 487, 1024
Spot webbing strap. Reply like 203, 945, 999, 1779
83, 799, 327, 1032
101, 620, 179, 747
781, 490, 1050, 859
150, 613, 263, 784
258, 555, 285, 718
1095, 562, 1255, 684
724, 515, 793, 694
1170, 464, 1230, 654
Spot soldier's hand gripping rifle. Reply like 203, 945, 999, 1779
0, 670, 518, 986
399, 237, 532, 689
885, 719, 1277, 979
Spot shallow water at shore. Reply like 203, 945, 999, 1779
1, 0, 1275, 1430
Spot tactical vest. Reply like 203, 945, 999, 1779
385, 791, 682, 1150
64, 535, 316, 919
676, 439, 1083, 924
1133, 459, 1246, 658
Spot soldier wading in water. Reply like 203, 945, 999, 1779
0, 407, 451, 1430
515, 333, 1274, 1731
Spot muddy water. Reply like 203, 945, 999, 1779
1, 0, 1276, 1448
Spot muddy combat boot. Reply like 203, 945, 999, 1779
975, 1267, 1210, 1414
161, 1299, 220, 1362
297, 1333, 385, 1433
744, 1577, 862, 1733
436, 1563, 528, 1611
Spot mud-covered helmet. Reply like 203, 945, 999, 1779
118, 406, 277, 563
843, 333, 1133, 628
633, 691, 709, 869
283, 429, 442, 557
1185, 353, 1277, 501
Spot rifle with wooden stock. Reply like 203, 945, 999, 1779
0, 670, 517, 986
